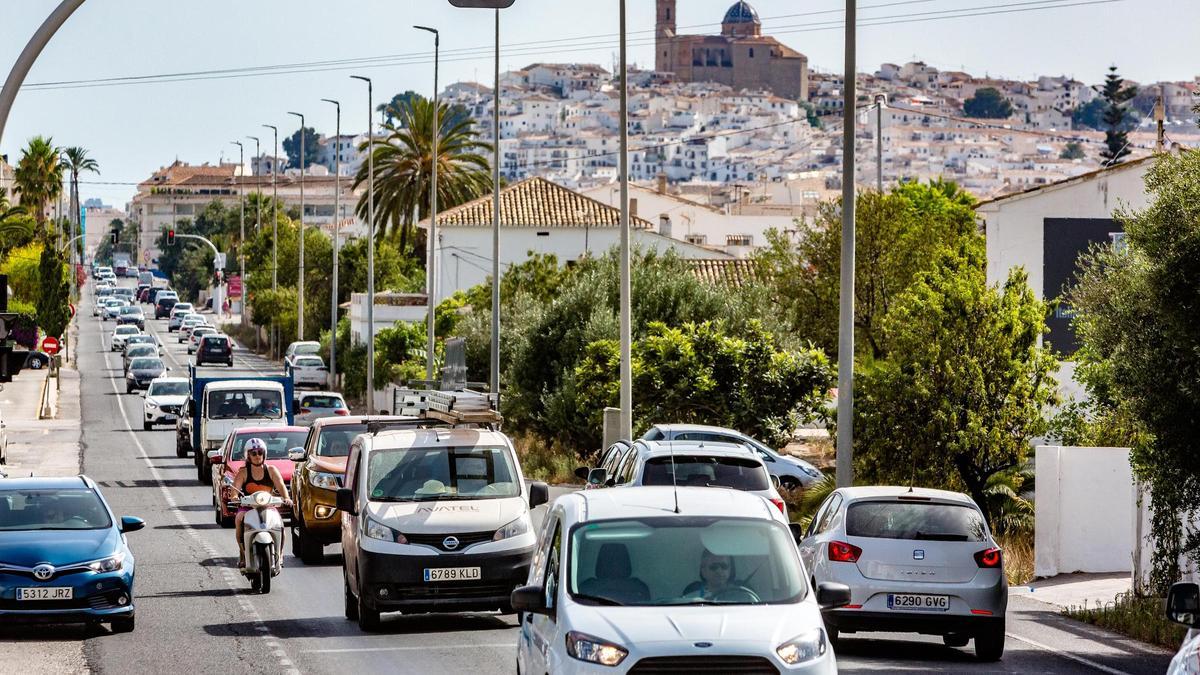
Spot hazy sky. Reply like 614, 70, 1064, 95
2, 0, 1195, 207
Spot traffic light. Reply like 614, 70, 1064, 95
167, 229, 176, 245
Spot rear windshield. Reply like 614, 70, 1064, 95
0, 489, 112, 530
302, 395, 344, 409
846, 501, 988, 542
115, 326, 139, 335
296, 357, 324, 367
642, 455, 769, 491
203, 336, 229, 345
292, 344, 320, 355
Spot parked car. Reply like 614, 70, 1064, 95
154, 293, 179, 319
195, 334, 233, 367
125, 357, 167, 393
288, 355, 327, 389
187, 327, 218, 354
513, 486, 847, 674
116, 306, 146, 331
0, 476, 145, 632
283, 341, 321, 369
167, 304, 195, 331
122, 345, 159, 374
24, 351, 51, 371
293, 392, 348, 426
642, 423, 825, 490
209, 426, 307, 527
797, 486, 1007, 660
110, 325, 141, 352
1166, 582, 1200, 675
141, 377, 189, 431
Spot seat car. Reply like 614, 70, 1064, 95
154, 293, 179, 319
141, 377, 189, 431
125, 357, 167, 393
1166, 581, 1200, 675
210, 426, 307, 526
0, 476, 145, 631
642, 424, 825, 490
797, 486, 1007, 660
167, 304, 195, 331
110, 325, 141, 352
337, 427, 551, 628
116, 306, 146, 331
290, 416, 422, 563
283, 341, 321, 369
195, 334, 233, 367
187, 327, 218, 354
121, 344, 159, 374
293, 392, 349, 426
513, 487, 848, 674
288, 355, 327, 389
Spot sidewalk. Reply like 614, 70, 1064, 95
1011, 571, 1133, 611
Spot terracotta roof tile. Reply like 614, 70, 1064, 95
432, 177, 654, 229
687, 258, 760, 287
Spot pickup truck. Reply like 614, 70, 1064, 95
176, 366, 295, 484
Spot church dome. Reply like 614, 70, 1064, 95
723, 1, 760, 25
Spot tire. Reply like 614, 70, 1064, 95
294, 520, 324, 565
197, 459, 208, 485
944, 633, 970, 648
826, 626, 839, 646
29, 359, 43, 370
175, 437, 188, 458
110, 615, 135, 634
256, 545, 272, 594
126, 382, 133, 394
974, 621, 1005, 661
143, 421, 152, 431
357, 587, 380, 631
344, 569, 359, 621
780, 476, 800, 491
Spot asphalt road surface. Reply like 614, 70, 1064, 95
45, 283, 1177, 674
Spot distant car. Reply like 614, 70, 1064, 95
125, 357, 167, 393
154, 293, 178, 319
102, 299, 129, 321
111, 287, 135, 303
194, 334, 233, 367
92, 296, 115, 316
122, 345, 159, 374
110, 325, 141, 352
24, 351, 51, 371
798, 486, 1007, 660
141, 377, 188, 431
288, 355, 327, 389
187, 327, 217, 354
147, 288, 172, 307
123, 334, 161, 356
283, 341, 321, 369
117, 306, 146, 330
210, 426, 307, 527
0, 476, 144, 632
642, 423, 826, 490
136, 285, 150, 303
177, 317, 205, 342
293, 392, 348, 426
1166, 582, 1200, 675
167, 304, 195, 331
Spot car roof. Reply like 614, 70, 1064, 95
0, 476, 95, 490
364, 427, 509, 451
638, 440, 754, 459
560, 486, 777, 523
204, 380, 284, 391
232, 425, 307, 435
311, 414, 414, 428
836, 485, 978, 505
650, 423, 748, 438
150, 377, 188, 384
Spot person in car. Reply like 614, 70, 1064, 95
683, 549, 736, 599
232, 438, 292, 568
254, 398, 281, 417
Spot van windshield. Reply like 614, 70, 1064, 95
366, 446, 520, 501
207, 389, 283, 420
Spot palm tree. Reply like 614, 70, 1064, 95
13, 136, 63, 232
0, 189, 35, 253
61, 147, 99, 246
353, 96, 492, 254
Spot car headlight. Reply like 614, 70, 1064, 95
493, 515, 531, 541
145, 400, 158, 410
776, 628, 828, 665
309, 471, 341, 490
365, 516, 408, 544
88, 552, 126, 573
566, 631, 628, 667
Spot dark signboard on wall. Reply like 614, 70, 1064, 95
1042, 217, 1124, 355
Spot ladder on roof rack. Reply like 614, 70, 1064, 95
393, 388, 502, 427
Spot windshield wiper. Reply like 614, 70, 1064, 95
571, 593, 623, 607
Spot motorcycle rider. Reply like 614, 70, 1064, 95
233, 437, 292, 568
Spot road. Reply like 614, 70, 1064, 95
62, 283, 1174, 674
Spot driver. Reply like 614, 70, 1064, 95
255, 397, 282, 417
233, 438, 292, 568
683, 549, 736, 599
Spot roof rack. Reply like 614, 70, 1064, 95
393, 388, 503, 428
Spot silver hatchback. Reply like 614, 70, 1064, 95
797, 486, 1007, 661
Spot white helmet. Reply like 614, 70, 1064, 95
245, 437, 268, 457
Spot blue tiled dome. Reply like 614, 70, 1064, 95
723, 1, 760, 25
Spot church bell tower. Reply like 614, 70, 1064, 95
656, 0, 677, 73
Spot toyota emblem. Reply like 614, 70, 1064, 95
32, 564, 55, 581
443, 536, 460, 551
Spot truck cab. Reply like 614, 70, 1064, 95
183, 367, 295, 484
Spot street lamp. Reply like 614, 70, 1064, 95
351, 75, 376, 414
837, 0, 857, 488
447, 0, 514, 397
230, 140, 244, 325
247, 134, 261, 334
617, 0, 633, 440
263, 123, 280, 358
287, 111, 307, 341
873, 93, 887, 192
415, 24, 440, 383
321, 97, 342, 389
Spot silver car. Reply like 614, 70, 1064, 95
289, 355, 328, 389
293, 391, 348, 426
797, 486, 1007, 661
168, 303, 195, 331
641, 423, 826, 490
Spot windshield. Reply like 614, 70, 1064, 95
207, 389, 283, 420
846, 501, 988, 542
149, 381, 188, 397
115, 327, 139, 335
230, 431, 307, 460
302, 395, 344, 409
126, 346, 156, 359
293, 343, 320, 355
0, 489, 112, 531
131, 358, 163, 370
642, 455, 769, 490
366, 446, 520, 501
568, 517, 805, 607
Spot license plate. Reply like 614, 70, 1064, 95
18, 587, 73, 601
163, 415, 177, 422
887, 593, 949, 611
424, 567, 481, 582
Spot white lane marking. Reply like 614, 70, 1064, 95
1006, 632, 1133, 675
303, 644, 516, 654
96, 313, 300, 674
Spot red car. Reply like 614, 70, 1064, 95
211, 426, 308, 527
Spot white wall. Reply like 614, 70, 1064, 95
1035, 445, 1134, 578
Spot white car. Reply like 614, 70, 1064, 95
168, 303, 195, 331
110, 325, 141, 352
293, 391, 348, 426
178, 317, 205, 342
1166, 582, 1200, 675
187, 326, 217, 354
514, 486, 847, 674
102, 298, 130, 321
284, 341, 322, 369
641, 424, 826, 490
288, 355, 327, 389
142, 377, 189, 431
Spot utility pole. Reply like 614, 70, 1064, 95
287, 112, 306, 341
351, 75, 375, 414
491, 8, 502, 398
263, 124, 279, 359
247, 135, 261, 333
1154, 92, 1165, 153
322, 98, 341, 389
836, 0, 857, 488
415, 25, 440, 382
617, 0, 632, 440
231, 141, 245, 326
874, 93, 887, 192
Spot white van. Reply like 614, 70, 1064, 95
337, 426, 550, 630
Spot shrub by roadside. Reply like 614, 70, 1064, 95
995, 531, 1033, 587
512, 432, 584, 485
1065, 592, 1187, 650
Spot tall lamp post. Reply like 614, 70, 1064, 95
873, 93, 887, 192
617, 0, 633, 440
246, 135, 261, 331
351, 75, 376, 414
321, 97, 342, 389
230, 141, 245, 325
262, 125, 279, 293
836, 0, 857, 488
287, 111, 307, 341
415, 24, 440, 383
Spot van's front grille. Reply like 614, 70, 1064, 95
382, 581, 515, 601
403, 531, 495, 552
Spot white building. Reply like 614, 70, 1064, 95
347, 292, 428, 346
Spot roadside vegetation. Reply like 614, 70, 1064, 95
1065, 593, 1188, 650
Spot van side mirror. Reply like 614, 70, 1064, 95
788, 523, 806, 545
816, 582, 852, 610
587, 468, 608, 486
529, 482, 550, 509
335, 488, 357, 516
287, 447, 306, 462
511, 585, 552, 616
1167, 582, 1200, 627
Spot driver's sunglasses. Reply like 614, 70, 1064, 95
248, 450, 265, 457
705, 562, 730, 571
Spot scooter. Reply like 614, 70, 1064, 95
239, 491, 285, 594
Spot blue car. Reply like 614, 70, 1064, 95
0, 476, 144, 631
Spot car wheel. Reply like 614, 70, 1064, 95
974, 621, 1005, 661
295, 520, 324, 565
126, 382, 133, 394
110, 615, 135, 634
357, 587, 380, 632
344, 569, 359, 621
197, 459, 208, 485
175, 438, 188, 459
827, 626, 839, 645
143, 421, 152, 431
217, 507, 233, 528
780, 476, 800, 491
29, 359, 43, 370
944, 633, 970, 648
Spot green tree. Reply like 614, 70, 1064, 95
35, 237, 71, 338
0, 189, 35, 257
963, 87, 1014, 119
354, 96, 492, 252
61, 147, 99, 247
0, 241, 44, 301
283, 126, 320, 170
13, 136, 62, 232
1071, 98, 1108, 130
1099, 66, 1138, 165
853, 239, 1058, 524
1060, 142, 1086, 160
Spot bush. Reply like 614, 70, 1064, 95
1065, 592, 1187, 650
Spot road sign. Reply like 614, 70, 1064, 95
228, 275, 243, 298
214, 252, 226, 269
41, 336, 60, 356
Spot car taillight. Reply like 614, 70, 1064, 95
770, 498, 786, 513
828, 541, 862, 563
974, 547, 1003, 568
334, 409, 349, 416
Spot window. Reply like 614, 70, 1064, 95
846, 501, 988, 541
814, 493, 843, 535
614, 448, 639, 485
230, 430, 307, 460
207, 389, 283, 420
543, 519, 563, 612
685, 234, 707, 245
748, 48, 755, 58
641, 455, 769, 490
366, 446, 520, 501
0, 489, 112, 531
301, 395, 345, 409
